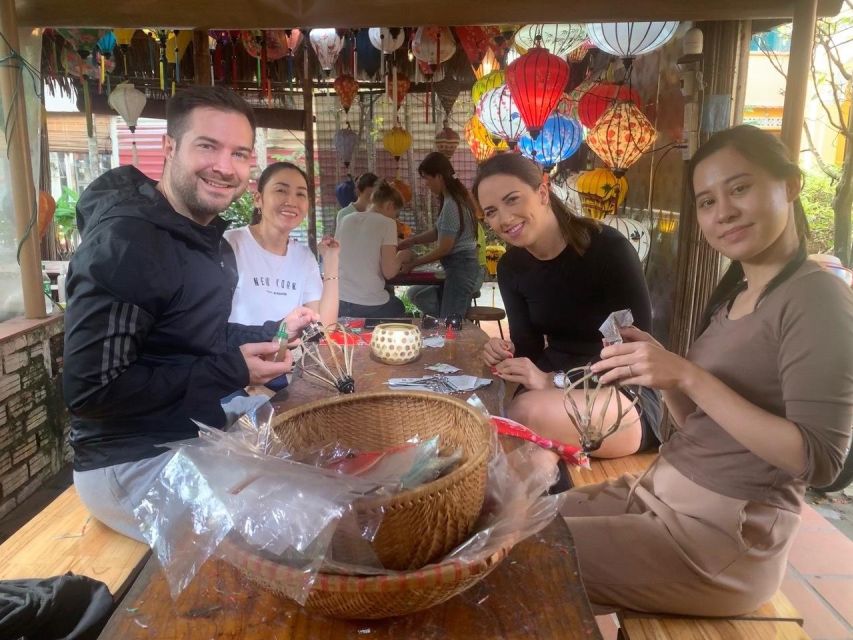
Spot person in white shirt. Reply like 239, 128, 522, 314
336, 181, 413, 318
335, 172, 379, 232
225, 161, 339, 328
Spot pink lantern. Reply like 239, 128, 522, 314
411, 27, 457, 68
309, 28, 344, 75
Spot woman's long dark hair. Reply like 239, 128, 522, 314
250, 161, 309, 225
418, 152, 478, 239
691, 125, 811, 332
472, 153, 600, 255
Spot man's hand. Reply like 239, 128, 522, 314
240, 342, 293, 385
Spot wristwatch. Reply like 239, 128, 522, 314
553, 371, 567, 389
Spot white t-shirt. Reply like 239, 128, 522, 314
335, 203, 358, 230
335, 211, 398, 306
224, 226, 323, 325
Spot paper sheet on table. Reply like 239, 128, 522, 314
423, 336, 445, 348
387, 375, 492, 393
425, 363, 461, 373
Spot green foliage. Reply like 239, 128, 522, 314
221, 192, 255, 229
400, 289, 420, 316
801, 169, 838, 254
53, 186, 79, 237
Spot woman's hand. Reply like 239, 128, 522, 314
318, 236, 341, 264
482, 337, 515, 366
494, 357, 550, 390
590, 326, 695, 390
283, 306, 320, 341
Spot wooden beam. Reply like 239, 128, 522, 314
732, 20, 753, 125
192, 29, 211, 87
780, 0, 818, 158
1, 0, 45, 318
303, 46, 317, 256
14, 0, 844, 29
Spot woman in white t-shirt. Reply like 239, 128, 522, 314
335, 181, 413, 318
225, 162, 339, 328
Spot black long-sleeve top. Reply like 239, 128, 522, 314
497, 225, 652, 374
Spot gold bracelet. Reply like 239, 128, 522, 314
323, 275, 339, 281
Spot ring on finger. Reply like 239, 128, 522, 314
627, 365, 634, 377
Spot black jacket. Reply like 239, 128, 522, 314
63, 166, 277, 471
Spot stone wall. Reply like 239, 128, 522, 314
0, 316, 69, 520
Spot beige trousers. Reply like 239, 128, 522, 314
562, 457, 801, 616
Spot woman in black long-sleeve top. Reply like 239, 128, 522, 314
474, 154, 661, 458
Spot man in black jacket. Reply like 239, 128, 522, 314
63, 86, 315, 541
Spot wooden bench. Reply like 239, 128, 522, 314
0, 485, 150, 600
567, 453, 810, 639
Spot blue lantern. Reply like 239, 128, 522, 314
355, 29, 381, 79
518, 113, 583, 170
97, 31, 117, 58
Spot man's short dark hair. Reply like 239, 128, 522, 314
166, 86, 256, 143
356, 172, 380, 193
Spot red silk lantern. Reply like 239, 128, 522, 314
578, 82, 641, 129
334, 74, 359, 113
505, 44, 569, 140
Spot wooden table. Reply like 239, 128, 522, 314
97, 324, 600, 639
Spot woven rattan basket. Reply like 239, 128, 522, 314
265, 391, 491, 571
223, 534, 512, 619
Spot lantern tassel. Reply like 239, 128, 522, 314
131, 139, 139, 167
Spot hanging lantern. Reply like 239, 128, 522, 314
383, 126, 412, 161
368, 27, 405, 53
568, 39, 593, 64
477, 84, 528, 148
575, 168, 628, 220
241, 30, 301, 60
587, 21, 679, 64
578, 82, 642, 129
455, 26, 503, 68
471, 69, 505, 105
603, 215, 651, 262
513, 24, 588, 58
334, 125, 358, 169
334, 74, 359, 113
108, 82, 147, 131
56, 29, 105, 56
552, 172, 583, 215
435, 77, 464, 119
586, 101, 658, 176
554, 92, 580, 120
165, 30, 192, 64
411, 27, 456, 68
518, 113, 582, 170
385, 73, 410, 110
435, 124, 461, 158
309, 28, 344, 75
355, 29, 381, 78
389, 178, 413, 204
464, 115, 508, 163
113, 29, 135, 50
506, 44, 570, 140
473, 49, 499, 80
657, 210, 679, 234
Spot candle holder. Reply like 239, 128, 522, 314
370, 323, 422, 365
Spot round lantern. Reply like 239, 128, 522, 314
587, 21, 680, 61
477, 85, 528, 148
568, 39, 593, 64
518, 113, 582, 170
576, 168, 628, 220
334, 74, 359, 113
412, 27, 457, 67
435, 124, 461, 158
389, 178, 413, 204
108, 82, 147, 132
586, 101, 658, 176
309, 28, 344, 75
241, 30, 302, 60
383, 126, 412, 161
552, 172, 583, 216
513, 24, 588, 58
578, 82, 642, 129
471, 70, 505, 106
506, 44, 570, 139
465, 115, 508, 163
603, 215, 651, 262
334, 126, 358, 169
368, 27, 405, 53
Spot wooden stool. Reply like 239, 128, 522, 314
467, 304, 506, 338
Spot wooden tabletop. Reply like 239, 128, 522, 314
98, 518, 600, 640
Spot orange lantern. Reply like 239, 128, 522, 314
435, 124, 461, 158
37, 191, 57, 239
464, 115, 508, 163
586, 101, 657, 176
389, 178, 413, 205
575, 168, 628, 220
385, 73, 410, 110
334, 74, 359, 114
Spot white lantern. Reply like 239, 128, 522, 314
603, 215, 651, 263
552, 173, 583, 216
108, 82, 146, 132
476, 85, 528, 147
513, 24, 588, 58
368, 27, 405, 53
411, 27, 456, 67
587, 21, 680, 59
309, 28, 344, 75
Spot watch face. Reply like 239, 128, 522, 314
554, 372, 566, 388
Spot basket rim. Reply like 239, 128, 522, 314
272, 391, 493, 512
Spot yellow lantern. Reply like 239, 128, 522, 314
383, 126, 412, 161
464, 115, 508, 163
471, 69, 505, 105
586, 101, 658, 177
576, 168, 628, 220
113, 29, 136, 48
658, 211, 678, 234
166, 30, 193, 64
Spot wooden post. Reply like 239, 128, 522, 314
0, 0, 45, 318
192, 29, 212, 86
303, 47, 318, 256
732, 20, 752, 125
780, 0, 818, 158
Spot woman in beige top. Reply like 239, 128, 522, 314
561, 125, 853, 616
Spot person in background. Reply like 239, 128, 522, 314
399, 152, 483, 319
475, 153, 661, 459
63, 86, 317, 542
566, 126, 852, 615
336, 172, 379, 231
336, 181, 413, 318
225, 161, 339, 328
